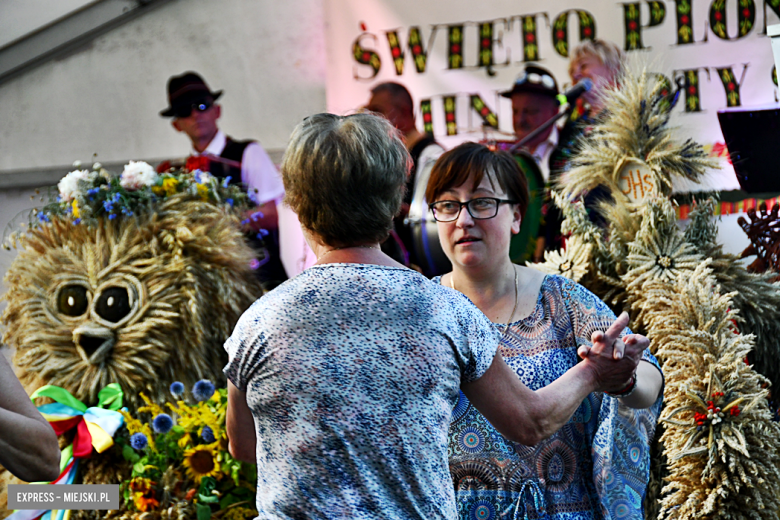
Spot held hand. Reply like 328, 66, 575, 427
577, 312, 643, 394
577, 311, 629, 361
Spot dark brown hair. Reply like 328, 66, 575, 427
426, 142, 529, 219
370, 82, 414, 117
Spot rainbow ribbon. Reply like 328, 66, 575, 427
7, 384, 124, 520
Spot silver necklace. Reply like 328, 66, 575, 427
450, 265, 519, 336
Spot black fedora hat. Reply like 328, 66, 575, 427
500, 64, 559, 101
160, 72, 223, 117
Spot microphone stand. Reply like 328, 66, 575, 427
508, 105, 573, 154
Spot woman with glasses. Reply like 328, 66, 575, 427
223, 113, 646, 519
427, 142, 664, 520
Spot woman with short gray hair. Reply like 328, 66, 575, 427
281, 113, 409, 248
222, 112, 643, 519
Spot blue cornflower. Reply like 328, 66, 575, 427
103, 200, 113, 212
112, 192, 121, 203
250, 211, 263, 221
73, 218, 81, 225
37, 211, 50, 223
87, 188, 100, 195
193, 170, 203, 184
192, 379, 215, 402
201, 426, 216, 443
152, 413, 174, 434
222, 176, 232, 188
170, 381, 185, 397
108, 213, 117, 220
56, 195, 62, 202
65, 205, 72, 214
256, 229, 269, 240
240, 219, 250, 226
130, 432, 148, 450
226, 198, 234, 207
248, 189, 259, 204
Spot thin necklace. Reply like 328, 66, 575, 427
317, 245, 380, 263
451, 265, 518, 336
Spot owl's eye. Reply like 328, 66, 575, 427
57, 285, 89, 317
95, 287, 131, 323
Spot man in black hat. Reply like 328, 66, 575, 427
160, 71, 287, 286
500, 64, 561, 183
493, 65, 563, 262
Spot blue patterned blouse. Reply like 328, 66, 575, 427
435, 274, 663, 520
224, 264, 500, 520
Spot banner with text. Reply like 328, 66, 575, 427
324, 0, 780, 191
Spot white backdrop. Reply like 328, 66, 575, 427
325, 0, 780, 191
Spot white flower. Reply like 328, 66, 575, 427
193, 170, 213, 185
92, 162, 102, 170
58, 169, 95, 202
120, 161, 158, 191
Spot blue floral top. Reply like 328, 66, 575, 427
435, 274, 663, 520
224, 264, 499, 520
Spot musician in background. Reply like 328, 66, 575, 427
547, 40, 626, 246
159, 71, 287, 286
496, 65, 562, 262
366, 82, 445, 272
501, 64, 561, 183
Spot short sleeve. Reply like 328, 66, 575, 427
448, 290, 501, 383
223, 300, 268, 392
241, 142, 285, 205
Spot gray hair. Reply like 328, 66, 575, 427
570, 39, 624, 80
281, 113, 411, 247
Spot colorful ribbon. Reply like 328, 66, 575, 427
33, 384, 124, 457
7, 385, 124, 520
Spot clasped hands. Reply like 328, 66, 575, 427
576, 312, 645, 394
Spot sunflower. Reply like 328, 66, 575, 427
182, 443, 221, 482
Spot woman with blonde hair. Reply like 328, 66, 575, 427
223, 113, 645, 519
427, 142, 663, 520
568, 38, 624, 115
547, 38, 626, 250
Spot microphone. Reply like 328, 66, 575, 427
558, 78, 593, 105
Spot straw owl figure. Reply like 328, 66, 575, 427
2, 192, 262, 409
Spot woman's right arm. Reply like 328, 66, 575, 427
0, 355, 61, 482
461, 312, 641, 446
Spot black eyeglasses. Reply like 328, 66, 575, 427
429, 197, 517, 222
174, 100, 214, 119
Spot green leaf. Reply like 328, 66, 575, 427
219, 494, 239, 510
132, 461, 145, 475
196, 503, 212, 520
122, 444, 141, 463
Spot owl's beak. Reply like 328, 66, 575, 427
73, 322, 115, 364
